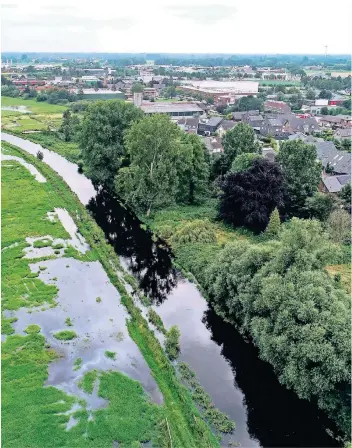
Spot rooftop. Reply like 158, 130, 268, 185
314, 141, 351, 175
140, 102, 204, 114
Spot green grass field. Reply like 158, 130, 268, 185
258, 79, 301, 86
2, 97, 67, 133
1, 141, 220, 448
1, 96, 67, 114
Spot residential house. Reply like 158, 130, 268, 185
264, 100, 291, 114
203, 136, 223, 153
313, 141, 351, 175
217, 120, 236, 137
334, 128, 352, 141
335, 115, 352, 127
318, 115, 344, 129
310, 99, 329, 115
321, 174, 351, 194
198, 116, 224, 135
243, 113, 264, 131
232, 110, 259, 122
176, 117, 199, 134
281, 114, 318, 134
260, 117, 287, 138
288, 133, 324, 143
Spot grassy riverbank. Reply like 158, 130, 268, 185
1, 141, 220, 448
145, 202, 351, 293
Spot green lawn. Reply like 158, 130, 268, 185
258, 79, 301, 86
1, 96, 67, 114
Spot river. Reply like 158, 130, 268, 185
1, 132, 340, 447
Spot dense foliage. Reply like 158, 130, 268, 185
276, 140, 322, 217
177, 133, 210, 204
80, 100, 143, 188
223, 123, 260, 169
218, 158, 286, 232
205, 219, 351, 436
115, 114, 182, 215
171, 220, 216, 244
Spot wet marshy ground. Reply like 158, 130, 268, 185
4, 257, 163, 407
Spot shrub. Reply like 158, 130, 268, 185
36, 150, 44, 161
265, 207, 281, 236
24, 324, 41, 334
165, 325, 181, 361
147, 308, 166, 334
105, 350, 116, 360
171, 220, 216, 245
65, 317, 73, 327
53, 330, 77, 340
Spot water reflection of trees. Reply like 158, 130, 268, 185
87, 188, 177, 304
202, 307, 339, 448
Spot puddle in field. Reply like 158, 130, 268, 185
2, 106, 32, 113
6, 257, 163, 408
24, 209, 90, 259
2, 153, 46, 182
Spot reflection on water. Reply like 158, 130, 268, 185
203, 308, 340, 448
87, 188, 178, 304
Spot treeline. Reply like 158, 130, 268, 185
79, 101, 210, 215
1, 78, 82, 104
75, 100, 351, 438
303, 75, 351, 91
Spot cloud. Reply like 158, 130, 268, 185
166, 3, 237, 25
1, 3, 18, 8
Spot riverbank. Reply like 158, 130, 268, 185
1, 141, 220, 448
144, 202, 351, 442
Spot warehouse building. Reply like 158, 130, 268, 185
139, 102, 204, 117
179, 80, 259, 102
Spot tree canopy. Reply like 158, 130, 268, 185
223, 123, 260, 170
218, 158, 286, 232
276, 140, 322, 217
79, 100, 143, 188
205, 218, 350, 436
177, 133, 210, 204
115, 114, 182, 215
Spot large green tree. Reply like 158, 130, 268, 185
79, 100, 143, 188
276, 140, 322, 216
206, 218, 350, 436
115, 114, 182, 216
223, 123, 260, 170
177, 133, 209, 204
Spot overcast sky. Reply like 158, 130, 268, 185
2, 0, 352, 54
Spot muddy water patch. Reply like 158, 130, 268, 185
2, 153, 46, 182
9, 257, 163, 406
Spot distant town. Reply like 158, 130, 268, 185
2, 54, 351, 194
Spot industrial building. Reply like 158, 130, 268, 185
179, 80, 259, 103
139, 102, 204, 117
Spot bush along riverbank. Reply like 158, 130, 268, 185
145, 203, 351, 442
2, 141, 226, 447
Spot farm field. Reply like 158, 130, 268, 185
1, 96, 67, 114
258, 79, 301, 86
1, 97, 67, 133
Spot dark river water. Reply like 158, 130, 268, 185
2, 132, 340, 447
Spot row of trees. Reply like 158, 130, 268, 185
80, 101, 210, 215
